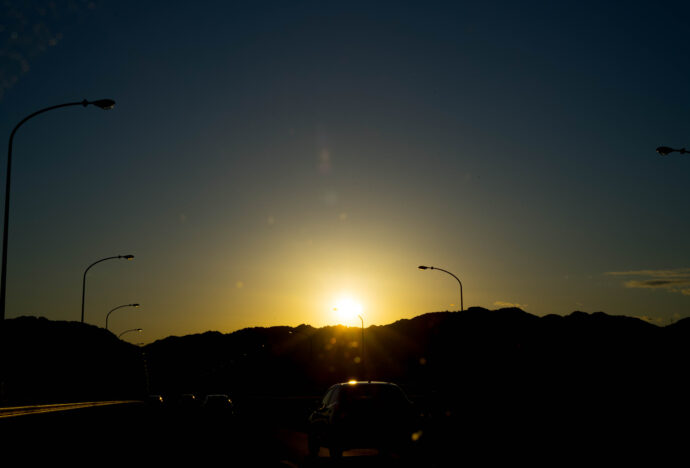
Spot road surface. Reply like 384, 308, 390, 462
1, 397, 683, 467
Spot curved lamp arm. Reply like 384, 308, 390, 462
0, 99, 115, 321
418, 265, 464, 311
118, 328, 142, 339
81, 254, 134, 323
105, 303, 140, 330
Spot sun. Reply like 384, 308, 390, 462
333, 295, 363, 325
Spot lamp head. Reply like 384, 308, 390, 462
89, 99, 116, 110
418, 265, 430, 270
121, 255, 134, 260
656, 146, 673, 156
132, 303, 140, 307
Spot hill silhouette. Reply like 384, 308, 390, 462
2, 307, 688, 412
1, 316, 145, 405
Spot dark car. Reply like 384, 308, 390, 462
202, 394, 234, 414
146, 394, 165, 407
177, 393, 200, 411
307, 381, 417, 458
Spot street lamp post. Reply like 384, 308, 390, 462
357, 314, 364, 374
118, 328, 142, 339
418, 265, 464, 312
105, 303, 140, 331
0, 99, 116, 322
82, 255, 134, 323
657, 146, 688, 156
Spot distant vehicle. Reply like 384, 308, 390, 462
307, 381, 417, 458
145, 394, 165, 408
202, 394, 234, 414
177, 393, 200, 410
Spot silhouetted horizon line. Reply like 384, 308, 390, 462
6, 306, 686, 346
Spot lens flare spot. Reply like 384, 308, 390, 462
318, 149, 332, 173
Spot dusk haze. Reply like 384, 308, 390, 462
1, 1, 689, 465
1, 1, 687, 343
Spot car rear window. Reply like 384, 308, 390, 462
340, 384, 408, 406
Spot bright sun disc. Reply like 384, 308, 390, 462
333, 296, 363, 324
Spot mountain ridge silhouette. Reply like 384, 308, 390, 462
2, 307, 687, 407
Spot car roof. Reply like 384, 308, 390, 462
333, 381, 400, 387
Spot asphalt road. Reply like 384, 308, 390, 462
1, 398, 684, 467
0, 400, 137, 418
0, 402, 416, 467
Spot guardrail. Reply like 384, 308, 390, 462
0, 400, 141, 419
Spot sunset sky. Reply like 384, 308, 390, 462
1, 1, 689, 343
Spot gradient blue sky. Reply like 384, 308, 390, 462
1, 0, 689, 343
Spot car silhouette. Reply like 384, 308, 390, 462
145, 394, 165, 407
307, 380, 417, 458
176, 393, 200, 411
202, 394, 234, 413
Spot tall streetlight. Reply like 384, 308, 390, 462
0, 99, 116, 322
357, 314, 364, 374
82, 255, 134, 323
418, 265, 464, 312
105, 303, 140, 331
657, 146, 688, 156
118, 328, 142, 339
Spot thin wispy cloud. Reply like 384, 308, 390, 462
606, 269, 690, 295
493, 301, 528, 309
